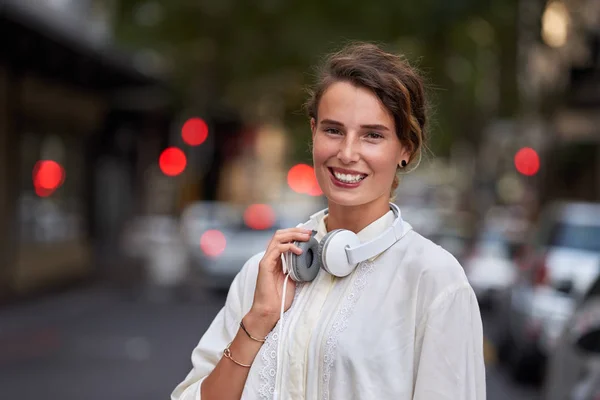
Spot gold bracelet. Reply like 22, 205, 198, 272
223, 342, 252, 368
240, 320, 267, 343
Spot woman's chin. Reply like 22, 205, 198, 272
323, 190, 370, 207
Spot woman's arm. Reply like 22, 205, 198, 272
200, 310, 276, 399
170, 253, 263, 400
412, 284, 486, 400
172, 228, 310, 400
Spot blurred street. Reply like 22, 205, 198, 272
0, 284, 540, 400
2, 0, 600, 398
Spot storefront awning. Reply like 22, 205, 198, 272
0, 0, 163, 92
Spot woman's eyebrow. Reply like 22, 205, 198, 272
360, 124, 390, 131
320, 119, 390, 131
320, 119, 344, 126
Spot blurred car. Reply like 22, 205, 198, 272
402, 205, 474, 261
181, 200, 325, 291
542, 274, 600, 400
497, 201, 600, 382
463, 229, 521, 309
121, 215, 188, 289
429, 227, 471, 262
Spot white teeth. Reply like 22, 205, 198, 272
333, 171, 366, 183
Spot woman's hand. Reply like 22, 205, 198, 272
245, 228, 313, 335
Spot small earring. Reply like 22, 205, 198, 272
400, 160, 407, 168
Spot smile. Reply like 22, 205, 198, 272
328, 167, 368, 185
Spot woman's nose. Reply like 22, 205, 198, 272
337, 137, 360, 164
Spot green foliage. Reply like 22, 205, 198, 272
113, 0, 519, 161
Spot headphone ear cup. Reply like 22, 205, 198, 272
317, 229, 340, 273
319, 229, 361, 277
289, 235, 320, 282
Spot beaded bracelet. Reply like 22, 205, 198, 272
223, 342, 252, 368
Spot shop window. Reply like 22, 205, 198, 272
18, 129, 85, 245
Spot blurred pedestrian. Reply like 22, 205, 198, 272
172, 41, 485, 400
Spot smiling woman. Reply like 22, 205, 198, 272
311, 82, 407, 207
306, 43, 428, 233
172, 42, 485, 400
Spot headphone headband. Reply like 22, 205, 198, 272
306, 203, 406, 264
345, 203, 405, 264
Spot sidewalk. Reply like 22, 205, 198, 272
0, 282, 224, 400
0, 283, 122, 334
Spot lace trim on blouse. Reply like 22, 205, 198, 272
322, 261, 375, 400
258, 283, 304, 399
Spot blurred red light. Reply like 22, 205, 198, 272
514, 147, 540, 176
35, 186, 55, 198
244, 204, 276, 230
182, 118, 209, 146
308, 180, 323, 196
200, 230, 226, 257
32, 160, 65, 197
287, 164, 321, 196
159, 147, 187, 176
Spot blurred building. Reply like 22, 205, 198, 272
541, 0, 600, 204
0, 0, 173, 301
517, 0, 600, 206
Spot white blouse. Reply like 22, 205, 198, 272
172, 209, 486, 400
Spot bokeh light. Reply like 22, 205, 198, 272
32, 160, 65, 197
287, 164, 321, 196
244, 204, 276, 230
514, 147, 540, 176
200, 229, 227, 257
181, 117, 209, 146
308, 180, 323, 196
159, 147, 187, 176
542, 1, 569, 48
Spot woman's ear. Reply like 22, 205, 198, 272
310, 118, 317, 139
398, 145, 411, 166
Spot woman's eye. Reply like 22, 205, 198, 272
366, 132, 383, 139
325, 128, 341, 135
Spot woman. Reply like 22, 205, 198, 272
172, 42, 486, 400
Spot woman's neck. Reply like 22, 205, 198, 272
325, 197, 392, 234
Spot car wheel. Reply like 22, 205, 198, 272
497, 333, 513, 365
509, 348, 543, 384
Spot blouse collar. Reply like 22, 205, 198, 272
314, 209, 396, 243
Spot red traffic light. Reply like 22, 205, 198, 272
182, 117, 209, 146
33, 160, 65, 197
159, 147, 187, 176
514, 147, 540, 176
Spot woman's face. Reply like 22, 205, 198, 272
311, 81, 410, 208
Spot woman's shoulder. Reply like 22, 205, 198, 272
390, 228, 470, 292
385, 229, 477, 321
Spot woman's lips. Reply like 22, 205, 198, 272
328, 167, 367, 189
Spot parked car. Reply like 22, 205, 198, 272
496, 201, 600, 382
542, 274, 600, 400
181, 199, 325, 291
463, 228, 522, 309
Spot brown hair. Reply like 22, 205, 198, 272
305, 42, 428, 197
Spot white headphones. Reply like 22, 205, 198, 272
286, 203, 409, 282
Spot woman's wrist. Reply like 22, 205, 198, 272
243, 309, 278, 338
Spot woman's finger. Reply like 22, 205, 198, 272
264, 242, 303, 263
276, 242, 303, 255
273, 229, 313, 244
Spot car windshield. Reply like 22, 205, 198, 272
549, 223, 600, 253
479, 230, 523, 259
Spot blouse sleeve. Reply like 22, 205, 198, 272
170, 252, 262, 400
412, 284, 486, 400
